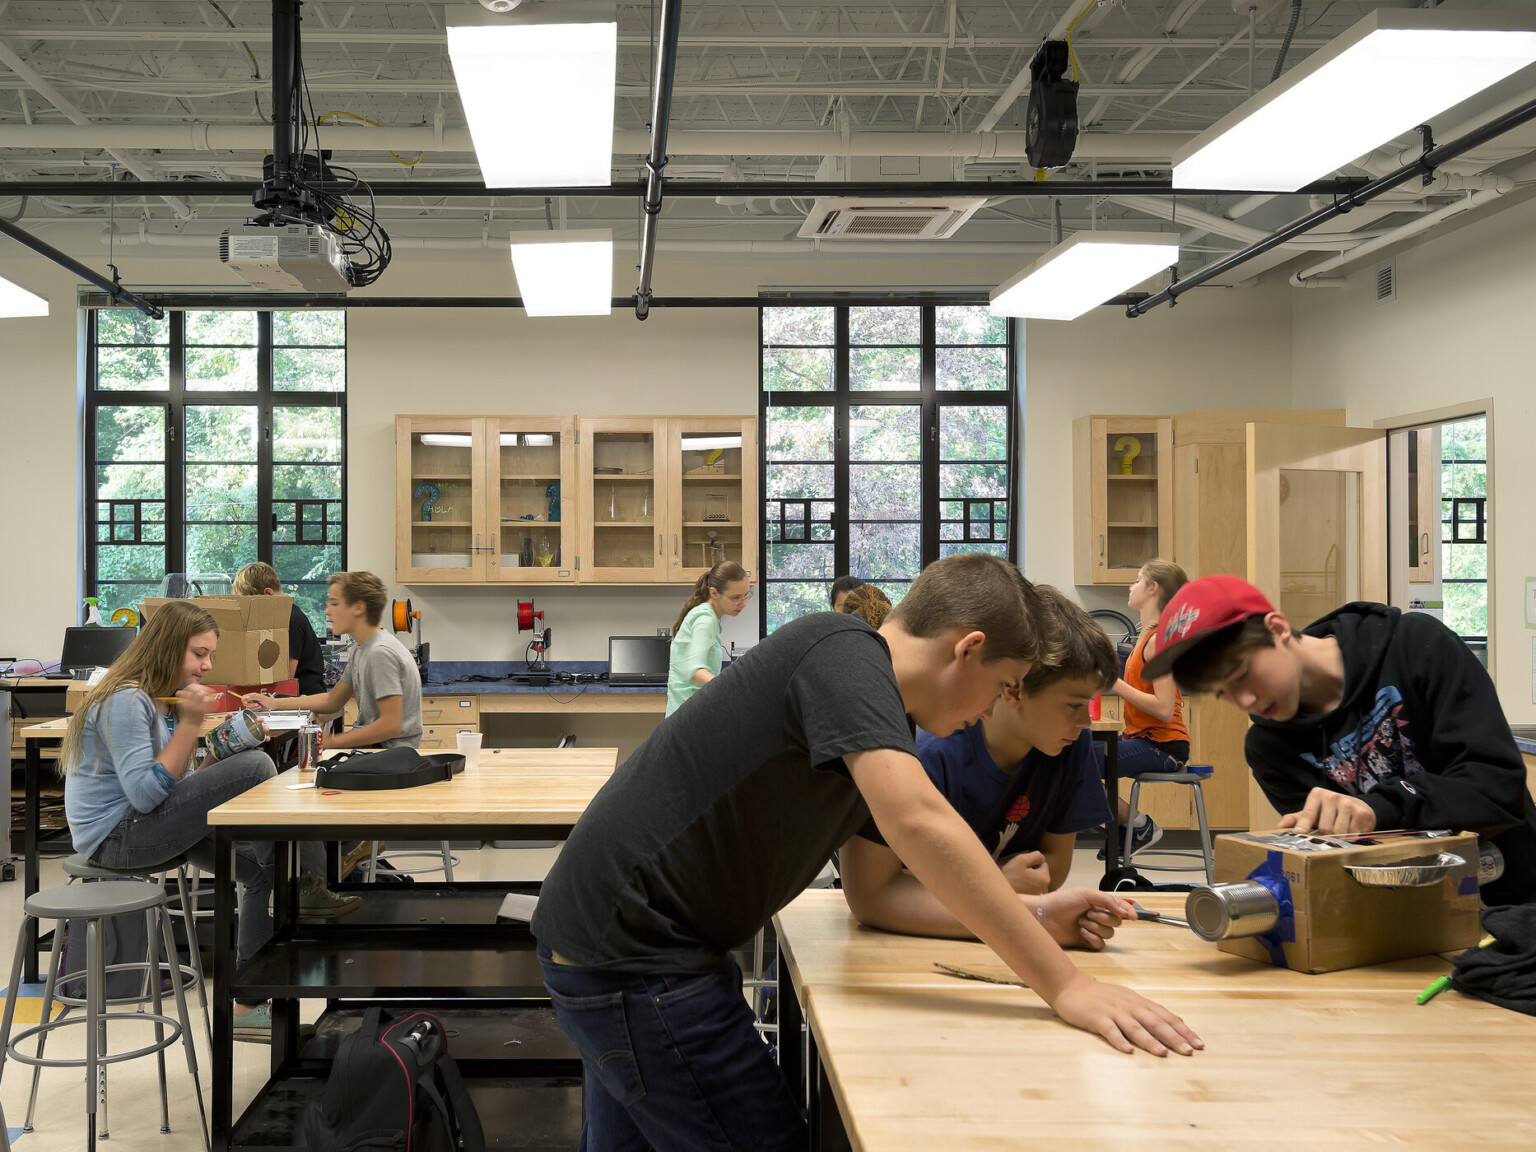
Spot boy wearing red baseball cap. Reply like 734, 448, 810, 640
1145, 575, 1535, 906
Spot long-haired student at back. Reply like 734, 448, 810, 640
533, 553, 1200, 1152
62, 599, 281, 1040
665, 560, 751, 717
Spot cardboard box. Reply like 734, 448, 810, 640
141, 595, 292, 686
1212, 830, 1482, 973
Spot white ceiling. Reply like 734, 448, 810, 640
2, 0, 1535, 285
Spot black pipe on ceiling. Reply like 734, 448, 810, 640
1127, 96, 1536, 317
1, 217, 164, 317
75, 291, 1150, 310
0, 177, 1370, 201
633, 0, 682, 320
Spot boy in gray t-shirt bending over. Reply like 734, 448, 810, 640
249, 571, 422, 750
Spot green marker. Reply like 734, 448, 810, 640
1416, 975, 1453, 1005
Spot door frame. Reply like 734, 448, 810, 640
1374, 397, 1495, 682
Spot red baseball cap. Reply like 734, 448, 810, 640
1142, 575, 1275, 681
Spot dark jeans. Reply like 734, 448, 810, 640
538, 944, 806, 1152
1098, 735, 1188, 782
90, 748, 277, 1005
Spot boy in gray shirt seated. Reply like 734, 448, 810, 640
250, 570, 422, 750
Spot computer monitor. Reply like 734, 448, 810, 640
607, 635, 671, 686
61, 626, 138, 674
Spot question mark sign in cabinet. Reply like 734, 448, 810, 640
1113, 435, 1142, 475
412, 482, 441, 523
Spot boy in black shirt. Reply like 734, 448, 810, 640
533, 554, 1200, 1152
1146, 574, 1536, 907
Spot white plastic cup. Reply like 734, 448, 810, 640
456, 730, 483, 769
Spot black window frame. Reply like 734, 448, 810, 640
757, 303, 1019, 635
85, 309, 348, 624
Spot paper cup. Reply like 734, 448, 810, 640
456, 730, 483, 769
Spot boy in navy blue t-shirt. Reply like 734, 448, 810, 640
843, 586, 1118, 945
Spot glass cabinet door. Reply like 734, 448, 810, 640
581, 419, 666, 582
669, 418, 756, 582
487, 417, 576, 583
397, 418, 484, 582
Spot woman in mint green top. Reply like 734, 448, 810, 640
665, 561, 750, 716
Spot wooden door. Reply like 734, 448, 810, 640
396, 416, 487, 583
485, 416, 578, 584
1246, 421, 1387, 827
667, 417, 758, 584
578, 418, 669, 583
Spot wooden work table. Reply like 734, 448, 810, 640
206, 745, 616, 1152
773, 890, 1536, 1151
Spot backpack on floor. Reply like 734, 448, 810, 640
303, 1007, 485, 1152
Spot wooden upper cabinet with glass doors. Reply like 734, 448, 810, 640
1072, 415, 1173, 585
577, 418, 670, 584
666, 418, 758, 583
396, 415, 576, 584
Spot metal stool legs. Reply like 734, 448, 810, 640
1123, 773, 1216, 885
367, 840, 458, 881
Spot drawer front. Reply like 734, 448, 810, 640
421, 695, 479, 724
421, 723, 480, 750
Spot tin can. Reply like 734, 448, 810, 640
1184, 881, 1281, 942
298, 724, 324, 772
205, 708, 268, 762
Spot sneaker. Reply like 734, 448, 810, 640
1096, 817, 1165, 861
298, 875, 363, 918
233, 1004, 273, 1043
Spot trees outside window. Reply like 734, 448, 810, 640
88, 310, 346, 633
760, 304, 1017, 634
1439, 416, 1486, 641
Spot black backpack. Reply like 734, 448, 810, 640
315, 747, 465, 791
303, 1007, 485, 1151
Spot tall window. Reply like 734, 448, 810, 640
759, 304, 1017, 633
87, 309, 346, 630
1439, 416, 1487, 641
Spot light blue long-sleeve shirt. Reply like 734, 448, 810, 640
64, 687, 178, 860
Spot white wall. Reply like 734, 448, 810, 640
2, 241, 1297, 666
1292, 190, 1536, 721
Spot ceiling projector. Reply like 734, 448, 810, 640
218, 223, 353, 292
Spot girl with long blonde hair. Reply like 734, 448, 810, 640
63, 599, 281, 1040
665, 561, 750, 717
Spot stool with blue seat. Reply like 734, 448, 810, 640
1122, 763, 1216, 885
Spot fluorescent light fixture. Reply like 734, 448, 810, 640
419, 434, 473, 447
680, 436, 742, 451
445, 2, 617, 187
1173, 9, 1536, 192
501, 433, 555, 447
0, 274, 48, 318
509, 229, 613, 317
989, 232, 1179, 321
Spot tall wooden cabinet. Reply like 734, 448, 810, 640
1079, 408, 1346, 830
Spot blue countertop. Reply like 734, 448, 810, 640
421, 660, 665, 694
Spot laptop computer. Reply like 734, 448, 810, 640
607, 635, 671, 686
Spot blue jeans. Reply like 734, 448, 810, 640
1100, 736, 1188, 778
90, 749, 277, 1004
538, 944, 806, 1152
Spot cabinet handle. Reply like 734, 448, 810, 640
659, 533, 664, 555
1099, 534, 1105, 557
1421, 531, 1430, 558
491, 533, 497, 564
674, 534, 679, 557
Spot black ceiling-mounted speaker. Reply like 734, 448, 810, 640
1024, 40, 1079, 169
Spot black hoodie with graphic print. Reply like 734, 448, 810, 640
1245, 602, 1535, 906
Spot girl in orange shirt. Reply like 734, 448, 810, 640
1102, 559, 1189, 857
